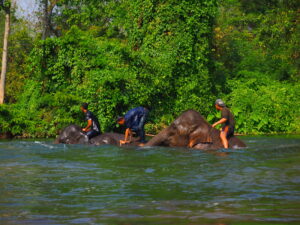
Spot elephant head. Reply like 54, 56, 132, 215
54, 124, 89, 144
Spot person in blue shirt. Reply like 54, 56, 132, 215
80, 103, 101, 139
117, 106, 149, 145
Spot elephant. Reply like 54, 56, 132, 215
144, 109, 246, 150
54, 124, 139, 146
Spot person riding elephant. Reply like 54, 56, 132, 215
117, 106, 149, 146
212, 99, 235, 149
144, 109, 245, 150
80, 103, 101, 139
54, 124, 140, 146
55, 104, 142, 146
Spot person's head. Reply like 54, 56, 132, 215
116, 116, 125, 125
215, 99, 225, 110
144, 105, 151, 112
80, 102, 88, 113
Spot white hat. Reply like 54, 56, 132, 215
215, 99, 226, 107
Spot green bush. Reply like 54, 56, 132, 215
1, 0, 299, 138
6, 0, 218, 137
223, 71, 300, 134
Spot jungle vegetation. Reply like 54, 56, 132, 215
0, 0, 299, 138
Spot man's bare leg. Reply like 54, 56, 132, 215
220, 131, 228, 149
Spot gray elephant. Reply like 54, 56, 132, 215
145, 110, 246, 150
54, 124, 139, 146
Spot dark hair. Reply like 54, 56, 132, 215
116, 116, 124, 123
81, 102, 88, 110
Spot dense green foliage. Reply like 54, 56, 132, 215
0, 0, 299, 137
209, 0, 300, 134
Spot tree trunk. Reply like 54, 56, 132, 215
42, 0, 49, 40
0, 8, 10, 104
40, 0, 49, 87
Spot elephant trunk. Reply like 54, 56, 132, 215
145, 127, 169, 146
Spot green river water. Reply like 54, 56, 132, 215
0, 135, 300, 225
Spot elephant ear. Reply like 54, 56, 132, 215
188, 126, 213, 147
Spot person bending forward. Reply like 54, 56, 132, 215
117, 107, 149, 146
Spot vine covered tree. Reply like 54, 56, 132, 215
0, 0, 11, 104
0, 0, 299, 137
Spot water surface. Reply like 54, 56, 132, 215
0, 136, 300, 224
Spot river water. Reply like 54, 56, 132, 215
0, 136, 300, 225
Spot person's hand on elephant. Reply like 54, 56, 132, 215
144, 110, 246, 149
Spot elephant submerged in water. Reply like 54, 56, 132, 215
145, 110, 246, 150
54, 124, 139, 146
55, 110, 246, 149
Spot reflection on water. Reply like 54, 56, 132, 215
0, 136, 300, 224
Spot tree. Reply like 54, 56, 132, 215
0, 0, 10, 104
41, 0, 49, 40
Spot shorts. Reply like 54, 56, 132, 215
86, 130, 100, 139
222, 126, 234, 138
